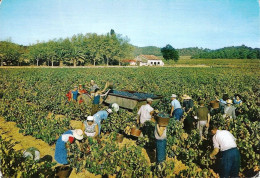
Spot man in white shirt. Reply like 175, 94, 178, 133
210, 127, 240, 178
137, 98, 154, 126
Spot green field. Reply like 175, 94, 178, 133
0, 61, 259, 177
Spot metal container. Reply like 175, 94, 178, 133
104, 90, 162, 110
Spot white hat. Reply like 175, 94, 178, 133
171, 94, 177, 98
107, 108, 113, 113
226, 99, 233, 104
73, 129, 83, 140
74, 86, 78, 88
147, 98, 153, 102
87, 116, 94, 121
112, 103, 119, 112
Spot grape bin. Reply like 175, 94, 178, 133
104, 90, 162, 110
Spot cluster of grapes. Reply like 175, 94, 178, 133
112, 90, 157, 99
158, 112, 170, 118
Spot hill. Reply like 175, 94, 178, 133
192, 45, 260, 59
133, 46, 208, 57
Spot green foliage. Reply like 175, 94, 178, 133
0, 136, 55, 177
0, 31, 133, 66
101, 109, 136, 133
177, 47, 209, 56
68, 134, 151, 177
0, 41, 24, 66
0, 66, 259, 177
192, 45, 260, 59
161, 44, 179, 62
133, 46, 162, 56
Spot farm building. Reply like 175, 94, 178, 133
135, 55, 164, 66
122, 59, 137, 66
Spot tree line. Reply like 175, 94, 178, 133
191, 45, 260, 59
0, 30, 133, 66
1, 33, 259, 66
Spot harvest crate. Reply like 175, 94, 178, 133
104, 90, 162, 110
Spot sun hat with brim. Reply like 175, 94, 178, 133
73, 129, 83, 140
87, 116, 94, 121
183, 94, 191, 100
147, 98, 153, 102
74, 86, 78, 88
171, 94, 177, 98
226, 99, 233, 104
107, 108, 113, 113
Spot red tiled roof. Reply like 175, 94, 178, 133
122, 59, 136, 63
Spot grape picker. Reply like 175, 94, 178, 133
170, 94, 183, 120
54, 129, 83, 164
210, 127, 240, 178
137, 98, 154, 126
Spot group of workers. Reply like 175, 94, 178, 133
21, 80, 243, 178
137, 93, 243, 177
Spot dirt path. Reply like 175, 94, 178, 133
0, 117, 152, 178
0, 117, 55, 157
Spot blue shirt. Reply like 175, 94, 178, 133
93, 110, 109, 135
219, 99, 227, 104
93, 95, 100, 104
233, 99, 242, 105
171, 99, 181, 110
72, 90, 78, 101
93, 110, 108, 122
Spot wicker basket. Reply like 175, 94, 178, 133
210, 100, 219, 109
131, 128, 142, 137
157, 115, 170, 126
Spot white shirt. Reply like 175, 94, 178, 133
138, 104, 154, 124
154, 125, 167, 140
213, 130, 237, 151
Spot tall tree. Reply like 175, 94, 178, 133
161, 44, 179, 62
0, 41, 22, 66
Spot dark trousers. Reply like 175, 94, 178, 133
220, 148, 240, 178
174, 108, 183, 121
156, 139, 167, 163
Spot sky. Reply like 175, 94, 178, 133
0, 0, 259, 49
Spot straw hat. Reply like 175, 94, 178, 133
226, 99, 233, 104
183, 94, 191, 100
73, 129, 83, 140
171, 94, 177, 98
147, 98, 153, 102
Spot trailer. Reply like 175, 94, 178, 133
104, 90, 162, 110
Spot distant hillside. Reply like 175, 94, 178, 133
133, 46, 162, 57
177, 47, 209, 56
192, 45, 260, 59
133, 46, 208, 57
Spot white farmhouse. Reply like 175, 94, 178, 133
135, 55, 164, 66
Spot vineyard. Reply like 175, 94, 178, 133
0, 64, 259, 177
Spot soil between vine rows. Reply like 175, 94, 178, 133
0, 116, 153, 177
